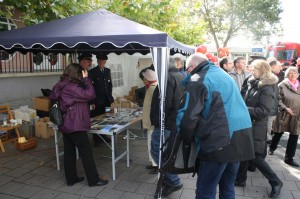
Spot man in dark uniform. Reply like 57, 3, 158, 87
88, 53, 114, 146
78, 53, 93, 70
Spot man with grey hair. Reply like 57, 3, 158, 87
178, 53, 255, 198
150, 58, 184, 197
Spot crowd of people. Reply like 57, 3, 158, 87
49, 51, 300, 198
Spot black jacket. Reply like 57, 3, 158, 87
150, 67, 184, 132
243, 74, 278, 154
88, 66, 114, 106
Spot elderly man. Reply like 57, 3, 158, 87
179, 53, 255, 199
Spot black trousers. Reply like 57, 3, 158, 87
236, 152, 281, 186
270, 132, 299, 159
63, 131, 100, 186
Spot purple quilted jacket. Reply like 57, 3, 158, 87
49, 77, 96, 133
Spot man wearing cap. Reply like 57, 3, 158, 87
78, 53, 93, 70
89, 53, 114, 146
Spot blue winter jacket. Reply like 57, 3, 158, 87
180, 61, 255, 162
49, 77, 96, 133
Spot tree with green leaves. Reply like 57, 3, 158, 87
196, 0, 282, 48
106, 0, 206, 45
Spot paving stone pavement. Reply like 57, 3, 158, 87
0, 129, 299, 199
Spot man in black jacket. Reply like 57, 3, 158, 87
150, 58, 184, 197
89, 53, 114, 146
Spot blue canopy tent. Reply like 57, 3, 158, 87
0, 9, 194, 193
0, 9, 193, 55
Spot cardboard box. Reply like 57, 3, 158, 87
13, 106, 37, 122
34, 96, 51, 112
35, 117, 54, 138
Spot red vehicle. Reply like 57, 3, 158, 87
265, 41, 300, 64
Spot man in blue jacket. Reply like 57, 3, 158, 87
180, 53, 255, 199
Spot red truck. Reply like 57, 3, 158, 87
265, 41, 300, 64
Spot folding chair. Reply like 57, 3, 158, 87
0, 104, 21, 153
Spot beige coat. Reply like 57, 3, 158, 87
142, 82, 158, 130
273, 78, 300, 135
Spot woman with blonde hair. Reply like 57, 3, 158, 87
235, 60, 283, 198
269, 67, 300, 167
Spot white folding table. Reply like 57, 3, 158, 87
53, 110, 142, 180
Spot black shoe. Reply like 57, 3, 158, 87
284, 158, 300, 167
89, 179, 109, 187
234, 181, 246, 187
268, 150, 274, 155
161, 184, 183, 197
67, 177, 84, 186
270, 181, 283, 198
146, 165, 157, 170
149, 167, 158, 174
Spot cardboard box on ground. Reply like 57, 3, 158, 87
35, 117, 54, 138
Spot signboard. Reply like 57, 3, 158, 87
252, 48, 263, 52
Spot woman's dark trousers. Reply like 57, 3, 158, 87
270, 132, 299, 159
236, 150, 281, 186
63, 131, 100, 186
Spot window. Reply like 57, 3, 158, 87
0, 17, 17, 61
109, 63, 124, 88
0, 17, 17, 32
276, 50, 297, 61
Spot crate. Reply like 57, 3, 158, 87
14, 137, 37, 151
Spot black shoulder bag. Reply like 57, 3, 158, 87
50, 101, 64, 125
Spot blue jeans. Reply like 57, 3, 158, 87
151, 127, 181, 187
196, 160, 239, 199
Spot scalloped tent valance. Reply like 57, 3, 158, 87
0, 9, 194, 55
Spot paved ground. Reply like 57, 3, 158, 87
0, 128, 300, 199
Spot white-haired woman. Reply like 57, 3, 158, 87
235, 60, 283, 198
141, 69, 158, 174
269, 67, 300, 167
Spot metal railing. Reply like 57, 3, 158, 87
0, 51, 69, 74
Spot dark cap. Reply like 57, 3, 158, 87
249, 55, 266, 60
282, 61, 289, 66
78, 53, 92, 61
96, 53, 108, 60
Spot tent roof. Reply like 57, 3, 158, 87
0, 9, 194, 55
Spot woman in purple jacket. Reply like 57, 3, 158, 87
49, 63, 108, 187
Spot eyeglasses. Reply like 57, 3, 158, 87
185, 65, 193, 71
